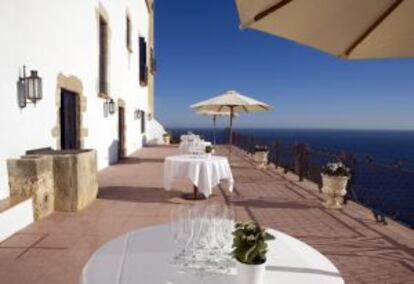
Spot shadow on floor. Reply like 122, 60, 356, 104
98, 186, 182, 203
118, 157, 165, 164
230, 198, 316, 210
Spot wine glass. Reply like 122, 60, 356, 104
170, 205, 192, 266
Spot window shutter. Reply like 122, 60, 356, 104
99, 17, 108, 94
139, 37, 147, 85
141, 110, 146, 133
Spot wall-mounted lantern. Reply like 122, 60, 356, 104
108, 99, 116, 115
103, 98, 116, 117
17, 66, 43, 108
134, 109, 142, 120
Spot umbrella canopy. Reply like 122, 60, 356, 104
235, 0, 414, 59
196, 110, 236, 117
191, 90, 271, 113
191, 90, 271, 154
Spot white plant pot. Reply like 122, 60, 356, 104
205, 153, 212, 158
254, 151, 268, 169
321, 174, 349, 209
236, 261, 266, 284
163, 135, 170, 145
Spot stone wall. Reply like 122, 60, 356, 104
7, 149, 98, 219
7, 155, 54, 220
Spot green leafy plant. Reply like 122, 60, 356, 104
163, 132, 170, 137
254, 145, 269, 152
205, 145, 214, 153
322, 162, 350, 177
232, 221, 275, 265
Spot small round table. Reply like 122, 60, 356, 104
81, 225, 344, 284
164, 155, 234, 199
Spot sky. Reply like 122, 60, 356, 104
154, 0, 414, 130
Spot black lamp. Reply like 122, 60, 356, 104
108, 98, 116, 115
134, 109, 141, 119
25, 70, 42, 104
103, 98, 116, 116
17, 66, 43, 108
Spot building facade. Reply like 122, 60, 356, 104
0, 0, 163, 201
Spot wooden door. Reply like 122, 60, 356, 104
118, 106, 126, 158
60, 89, 78, 150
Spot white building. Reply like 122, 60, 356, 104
0, 0, 165, 237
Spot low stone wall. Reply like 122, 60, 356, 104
7, 155, 54, 220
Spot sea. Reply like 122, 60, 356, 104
168, 128, 414, 228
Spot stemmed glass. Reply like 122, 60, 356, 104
170, 205, 193, 266
221, 206, 236, 268
170, 204, 236, 276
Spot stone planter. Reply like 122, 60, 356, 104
254, 151, 268, 169
321, 174, 349, 209
163, 135, 171, 145
7, 155, 54, 220
236, 260, 266, 284
23, 149, 98, 212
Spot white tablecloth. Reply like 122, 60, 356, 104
164, 155, 233, 197
81, 225, 344, 284
179, 140, 212, 154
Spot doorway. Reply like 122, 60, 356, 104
60, 89, 79, 150
118, 106, 126, 159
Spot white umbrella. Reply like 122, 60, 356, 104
196, 110, 239, 146
235, 0, 414, 59
191, 90, 271, 153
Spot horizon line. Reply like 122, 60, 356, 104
163, 126, 414, 131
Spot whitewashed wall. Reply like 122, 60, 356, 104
146, 118, 167, 145
0, 0, 154, 199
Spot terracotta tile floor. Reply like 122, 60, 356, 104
0, 145, 413, 283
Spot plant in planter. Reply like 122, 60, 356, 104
162, 133, 171, 144
232, 221, 275, 284
254, 145, 268, 153
321, 162, 351, 209
254, 145, 269, 169
205, 145, 214, 157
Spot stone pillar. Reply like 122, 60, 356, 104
7, 155, 54, 220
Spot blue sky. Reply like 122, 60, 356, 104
154, 0, 414, 130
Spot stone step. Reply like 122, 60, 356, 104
0, 196, 33, 242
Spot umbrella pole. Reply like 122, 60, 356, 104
213, 115, 216, 146
229, 106, 234, 156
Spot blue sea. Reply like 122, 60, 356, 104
169, 128, 414, 228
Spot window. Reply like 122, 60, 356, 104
99, 16, 108, 95
139, 37, 147, 85
126, 15, 132, 52
140, 110, 146, 133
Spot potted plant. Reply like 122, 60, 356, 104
254, 145, 269, 169
205, 145, 214, 158
232, 221, 275, 284
162, 132, 171, 145
321, 162, 351, 209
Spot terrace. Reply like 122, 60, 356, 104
0, 145, 412, 283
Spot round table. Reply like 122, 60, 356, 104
81, 225, 344, 284
164, 155, 233, 199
